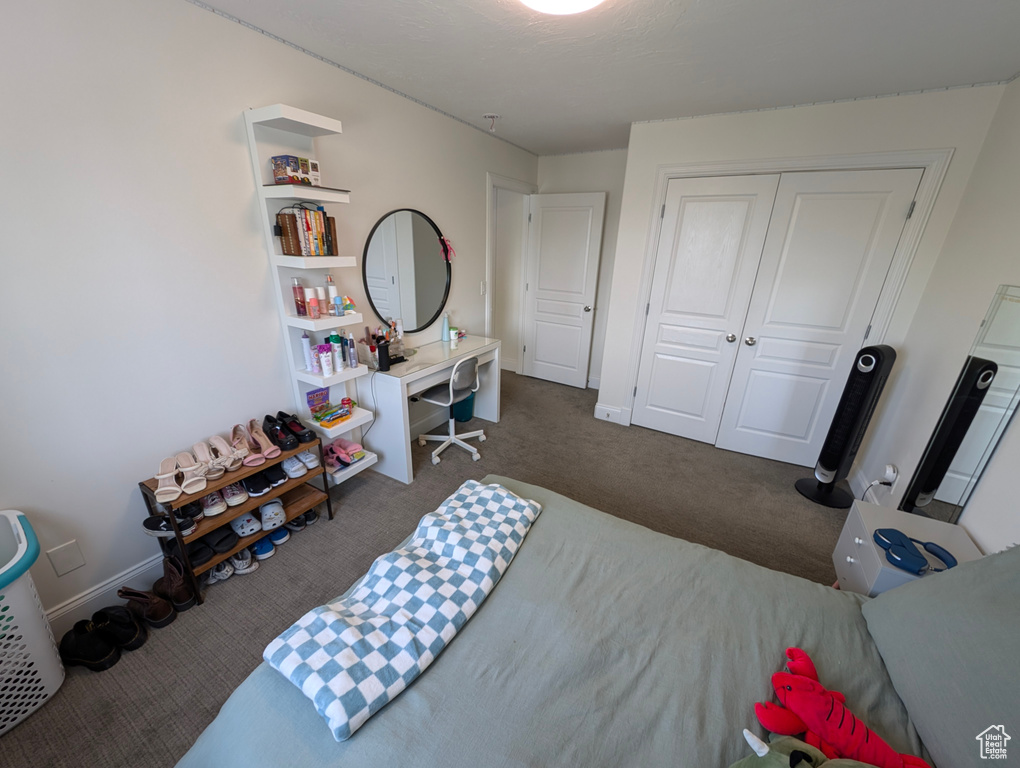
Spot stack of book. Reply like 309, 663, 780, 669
276, 207, 338, 256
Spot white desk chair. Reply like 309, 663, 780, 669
417, 356, 486, 464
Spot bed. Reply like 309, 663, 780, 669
179, 475, 1019, 767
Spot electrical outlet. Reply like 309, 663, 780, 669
480, 280, 487, 296
883, 464, 899, 484
47, 540, 86, 577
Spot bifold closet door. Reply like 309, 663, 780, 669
630, 175, 780, 442
714, 168, 923, 466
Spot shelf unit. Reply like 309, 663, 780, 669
243, 105, 375, 481
138, 440, 332, 605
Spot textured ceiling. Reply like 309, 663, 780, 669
195, 0, 1020, 155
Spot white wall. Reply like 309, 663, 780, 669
0, 0, 536, 623
883, 79, 1020, 553
493, 187, 527, 370
538, 150, 628, 389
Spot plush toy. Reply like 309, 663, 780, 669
754, 648, 931, 768
729, 729, 880, 768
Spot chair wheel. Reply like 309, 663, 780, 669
432, 456, 441, 465
418, 438, 426, 447
472, 453, 481, 462
478, 434, 486, 443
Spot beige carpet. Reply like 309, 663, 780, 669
0, 372, 851, 767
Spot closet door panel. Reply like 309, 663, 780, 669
631, 174, 779, 442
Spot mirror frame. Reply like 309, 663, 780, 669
362, 209, 451, 334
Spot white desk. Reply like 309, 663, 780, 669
358, 337, 501, 484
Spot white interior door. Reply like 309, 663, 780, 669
631, 175, 780, 441
522, 192, 605, 388
715, 168, 923, 466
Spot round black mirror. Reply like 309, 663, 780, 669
362, 209, 451, 333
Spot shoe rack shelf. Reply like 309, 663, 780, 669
138, 439, 332, 605
243, 104, 376, 483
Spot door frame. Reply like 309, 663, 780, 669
486, 172, 538, 370
621, 148, 954, 425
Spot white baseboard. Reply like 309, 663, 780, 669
594, 402, 630, 425
500, 358, 518, 372
587, 375, 600, 389
46, 553, 165, 639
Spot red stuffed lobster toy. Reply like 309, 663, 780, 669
755, 648, 930, 768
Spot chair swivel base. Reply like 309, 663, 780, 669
417, 417, 486, 465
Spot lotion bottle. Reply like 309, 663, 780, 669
330, 329, 345, 371
301, 332, 313, 371
441, 312, 451, 342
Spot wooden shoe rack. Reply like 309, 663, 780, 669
138, 439, 332, 605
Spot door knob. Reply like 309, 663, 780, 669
745, 337, 757, 346
583, 305, 592, 312
726, 333, 737, 343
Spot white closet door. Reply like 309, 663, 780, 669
631, 175, 780, 442
522, 192, 605, 388
715, 168, 923, 466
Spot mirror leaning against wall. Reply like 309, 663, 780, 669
362, 209, 451, 333
901, 284, 1020, 523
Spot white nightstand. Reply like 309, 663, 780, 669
833, 500, 983, 596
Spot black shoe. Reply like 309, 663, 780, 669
263, 464, 287, 488
284, 515, 306, 533
59, 620, 121, 672
301, 509, 319, 526
242, 472, 271, 497
276, 411, 316, 444
91, 606, 148, 651
143, 514, 196, 538
165, 538, 215, 568
263, 415, 299, 452
179, 500, 204, 523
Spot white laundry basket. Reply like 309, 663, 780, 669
0, 510, 64, 734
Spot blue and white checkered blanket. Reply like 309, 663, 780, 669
263, 480, 542, 741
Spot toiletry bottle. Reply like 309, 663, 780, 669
441, 312, 451, 342
301, 332, 313, 371
315, 286, 327, 315
325, 274, 338, 316
308, 295, 320, 319
292, 277, 307, 317
319, 344, 334, 377
449, 327, 459, 350
310, 345, 322, 375
304, 287, 318, 319
348, 332, 359, 368
333, 296, 343, 317
330, 329, 345, 371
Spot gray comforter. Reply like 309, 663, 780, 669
179, 475, 922, 767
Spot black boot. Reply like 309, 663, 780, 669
92, 606, 148, 651
59, 620, 121, 672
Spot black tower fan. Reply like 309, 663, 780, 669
899, 356, 997, 514
795, 345, 897, 509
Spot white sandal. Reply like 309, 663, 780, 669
192, 440, 225, 480
175, 450, 208, 495
154, 457, 182, 503
208, 434, 243, 472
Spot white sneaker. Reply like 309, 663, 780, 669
282, 456, 308, 478
296, 450, 320, 469
229, 548, 260, 575
206, 560, 235, 584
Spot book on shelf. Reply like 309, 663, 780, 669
276, 212, 302, 256
276, 206, 338, 257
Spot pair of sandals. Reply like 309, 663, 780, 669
323, 437, 364, 473
232, 420, 281, 468
154, 434, 249, 503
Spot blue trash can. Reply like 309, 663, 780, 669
452, 391, 476, 422
0, 510, 64, 734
